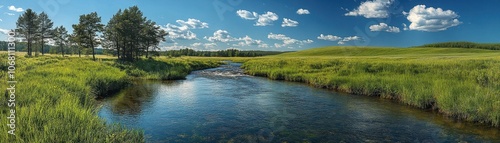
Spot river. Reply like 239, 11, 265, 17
98, 63, 499, 142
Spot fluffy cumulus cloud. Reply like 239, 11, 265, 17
317, 34, 361, 45
204, 30, 234, 43
281, 18, 299, 27
317, 34, 342, 41
8, 5, 24, 12
237, 35, 263, 46
369, 23, 400, 33
176, 18, 209, 29
236, 10, 258, 20
256, 12, 279, 26
237, 10, 279, 26
297, 9, 310, 15
268, 33, 313, 48
338, 36, 361, 44
405, 5, 461, 32
345, 0, 394, 18
232, 35, 271, 48
160, 18, 209, 42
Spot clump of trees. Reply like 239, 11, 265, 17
102, 6, 167, 61
72, 12, 104, 61
16, 9, 45, 56
16, 6, 167, 61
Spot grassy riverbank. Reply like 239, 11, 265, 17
0, 55, 220, 142
242, 46, 500, 127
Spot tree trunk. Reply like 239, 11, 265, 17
41, 39, 44, 55
61, 45, 64, 57
90, 34, 96, 61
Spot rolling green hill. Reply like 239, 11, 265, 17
274, 46, 500, 57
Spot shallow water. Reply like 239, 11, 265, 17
98, 63, 499, 142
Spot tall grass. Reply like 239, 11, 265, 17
110, 57, 221, 80
242, 46, 500, 127
0, 55, 143, 142
0, 55, 221, 142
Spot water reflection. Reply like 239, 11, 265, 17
98, 63, 500, 143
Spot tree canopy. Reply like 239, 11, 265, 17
103, 6, 167, 61
16, 9, 39, 57
72, 12, 104, 61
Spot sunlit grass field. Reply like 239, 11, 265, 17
242, 46, 500, 127
0, 45, 498, 142
0, 54, 220, 142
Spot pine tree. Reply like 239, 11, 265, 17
16, 9, 39, 57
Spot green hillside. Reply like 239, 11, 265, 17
274, 46, 500, 57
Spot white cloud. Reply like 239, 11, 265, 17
339, 36, 362, 44
237, 10, 279, 26
176, 18, 209, 29
369, 23, 400, 33
297, 9, 310, 15
8, 5, 23, 12
402, 23, 409, 31
258, 43, 269, 48
191, 43, 202, 47
281, 18, 299, 27
303, 39, 314, 44
231, 35, 270, 48
268, 33, 290, 40
238, 35, 263, 45
4, 12, 14, 16
236, 10, 258, 20
256, 12, 279, 26
317, 34, 362, 45
405, 5, 461, 32
204, 30, 234, 43
0, 28, 12, 35
317, 34, 342, 41
204, 43, 217, 49
268, 33, 313, 48
345, 0, 394, 18
159, 18, 209, 42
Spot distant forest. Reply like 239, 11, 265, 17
162, 48, 286, 57
0, 41, 286, 57
419, 42, 500, 50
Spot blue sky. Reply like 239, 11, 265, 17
0, 0, 499, 51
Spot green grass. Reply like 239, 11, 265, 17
242, 46, 500, 127
109, 57, 222, 80
0, 55, 221, 142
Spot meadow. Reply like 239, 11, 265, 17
0, 45, 499, 142
0, 54, 220, 142
242, 46, 500, 127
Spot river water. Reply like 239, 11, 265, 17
98, 63, 499, 142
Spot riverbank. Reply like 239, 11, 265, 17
0, 55, 220, 142
241, 46, 500, 127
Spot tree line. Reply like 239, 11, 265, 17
419, 42, 500, 50
163, 48, 286, 57
15, 6, 167, 61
